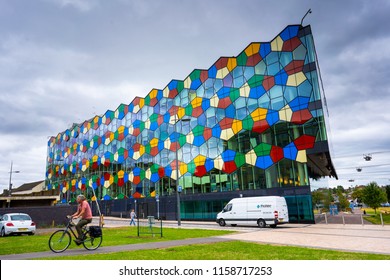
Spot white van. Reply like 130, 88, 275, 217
216, 196, 289, 228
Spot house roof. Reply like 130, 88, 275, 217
13, 180, 45, 192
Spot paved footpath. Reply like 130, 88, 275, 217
218, 223, 390, 255
2, 222, 390, 260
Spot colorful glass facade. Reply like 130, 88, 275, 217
46, 25, 336, 222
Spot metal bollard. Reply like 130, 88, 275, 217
324, 212, 328, 224
380, 213, 384, 227
361, 214, 364, 226
342, 214, 345, 226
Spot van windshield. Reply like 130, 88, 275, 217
223, 204, 232, 212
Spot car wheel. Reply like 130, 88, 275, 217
0, 228, 5, 237
257, 219, 266, 228
218, 219, 226, 227
270, 224, 277, 228
231, 224, 237, 227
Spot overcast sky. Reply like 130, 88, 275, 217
1, 0, 389, 194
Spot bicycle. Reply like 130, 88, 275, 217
48, 216, 103, 253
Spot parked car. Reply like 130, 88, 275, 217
0, 213, 36, 237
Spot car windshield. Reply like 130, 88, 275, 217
10, 215, 31, 221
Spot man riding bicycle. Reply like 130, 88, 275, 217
70, 194, 92, 245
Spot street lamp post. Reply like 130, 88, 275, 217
8, 161, 20, 208
174, 117, 190, 226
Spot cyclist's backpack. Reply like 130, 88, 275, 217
89, 226, 102, 237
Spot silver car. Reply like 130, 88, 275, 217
0, 213, 36, 236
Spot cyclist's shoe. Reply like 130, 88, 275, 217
74, 239, 82, 246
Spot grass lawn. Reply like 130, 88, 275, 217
41, 240, 390, 260
362, 207, 390, 224
0, 226, 233, 255
2, 225, 390, 260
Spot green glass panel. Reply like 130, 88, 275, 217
253, 143, 272, 156
236, 52, 247, 66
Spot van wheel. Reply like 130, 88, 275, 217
270, 224, 277, 228
257, 219, 266, 228
218, 219, 226, 227
231, 224, 237, 227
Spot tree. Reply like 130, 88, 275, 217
351, 187, 364, 203
312, 189, 325, 206
337, 189, 349, 211
361, 182, 387, 214
385, 185, 390, 202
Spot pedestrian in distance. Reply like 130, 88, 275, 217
129, 209, 137, 226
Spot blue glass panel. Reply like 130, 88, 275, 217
269, 85, 283, 99
260, 43, 271, 58
274, 69, 288, 85
233, 75, 245, 88
168, 80, 178, 90
214, 79, 223, 92
297, 80, 312, 98
267, 62, 281, 76
289, 96, 310, 112
254, 60, 266, 75
243, 66, 255, 81
190, 79, 202, 90
196, 85, 205, 98
225, 104, 236, 119
222, 150, 236, 161
197, 113, 206, 126
247, 98, 258, 113
206, 116, 217, 128
255, 155, 273, 169
283, 143, 298, 160
249, 85, 266, 99
266, 110, 279, 126
205, 86, 215, 98
280, 52, 293, 67
212, 124, 221, 138
265, 52, 279, 65
232, 66, 243, 78
208, 65, 217, 79
236, 107, 247, 120
280, 25, 299, 41
216, 108, 226, 122
234, 97, 246, 109
271, 96, 285, 110
194, 135, 205, 147
217, 87, 231, 98
284, 86, 298, 103
293, 44, 307, 60
258, 93, 270, 108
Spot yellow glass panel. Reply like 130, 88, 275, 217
271, 36, 283, 51
245, 43, 260, 56
216, 67, 229, 79
184, 76, 191, 89
250, 108, 268, 121
232, 119, 242, 134
227, 57, 237, 71
210, 95, 219, 107
245, 150, 257, 165
287, 72, 307, 86
149, 89, 157, 99
239, 84, 250, 97
279, 105, 293, 122
214, 156, 224, 170
296, 150, 307, 163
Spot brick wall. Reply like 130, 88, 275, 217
0, 205, 76, 228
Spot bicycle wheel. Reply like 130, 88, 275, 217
82, 230, 102, 250
49, 230, 71, 253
